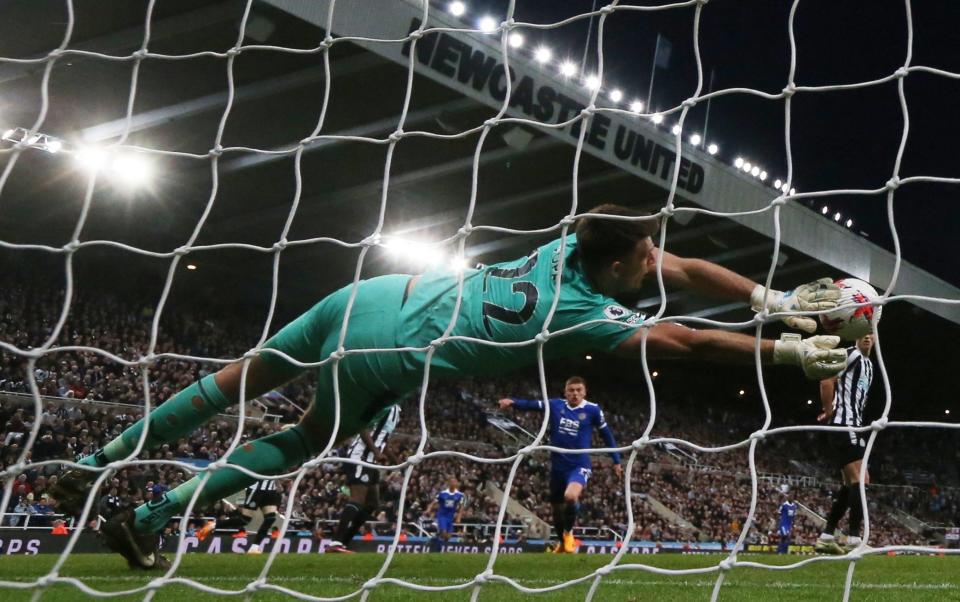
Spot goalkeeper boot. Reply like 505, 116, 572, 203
549, 541, 564, 554
562, 531, 578, 554
814, 535, 844, 556
100, 510, 170, 570
49, 468, 98, 516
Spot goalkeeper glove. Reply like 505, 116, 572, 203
751, 278, 841, 333
773, 333, 847, 380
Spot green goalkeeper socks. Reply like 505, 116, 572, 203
132, 424, 316, 533
78, 374, 233, 467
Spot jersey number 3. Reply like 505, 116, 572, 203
482, 252, 540, 334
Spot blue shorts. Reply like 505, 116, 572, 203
437, 515, 455, 534
549, 466, 592, 503
779, 526, 792, 537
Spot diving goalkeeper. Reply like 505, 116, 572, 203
52, 204, 846, 569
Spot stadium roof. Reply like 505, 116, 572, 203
1, 0, 957, 322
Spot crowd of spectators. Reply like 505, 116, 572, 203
2, 283, 958, 548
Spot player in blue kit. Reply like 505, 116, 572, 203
53, 203, 848, 569
499, 376, 622, 553
425, 477, 465, 552
777, 486, 798, 554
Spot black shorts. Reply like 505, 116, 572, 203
345, 464, 381, 487
243, 489, 282, 510
827, 431, 866, 469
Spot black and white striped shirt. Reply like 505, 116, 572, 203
346, 405, 401, 478
245, 479, 279, 496
242, 478, 280, 508
830, 347, 874, 433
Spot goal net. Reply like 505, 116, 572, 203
0, 0, 958, 600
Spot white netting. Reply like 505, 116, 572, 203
0, 0, 958, 600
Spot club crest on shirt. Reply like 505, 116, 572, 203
578, 413, 587, 420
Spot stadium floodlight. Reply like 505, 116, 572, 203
782, 183, 790, 193
382, 237, 409, 255
629, 100, 644, 113
651, 370, 659, 378
609, 89, 623, 103
508, 32, 524, 48
846, 218, 853, 228
789, 188, 796, 195
450, 255, 469, 271
478, 16, 497, 33
74, 147, 109, 172
2, 126, 64, 154
834, 212, 841, 222
558, 61, 577, 78
585, 355, 593, 360
774, 179, 782, 189
807, 399, 814, 405
743, 161, 752, 172
750, 166, 760, 177
759, 171, 768, 181
383, 237, 419, 259
947, 409, 952, 416
384, 236, 446, 268
822, 206, 829, 214
671, 124, 681, 135
584, 74, 601, 90
738, 389, 745, 396
533, 46, 552, 63
707, 143, 718, 155
650, 113, 664, 124
110, 153, 153, 187
448, 1, 466, 17
689, 133, 702, 146
186, 264, 197, 271
734, 157, 744, 168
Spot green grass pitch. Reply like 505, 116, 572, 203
0, 553, 958, 601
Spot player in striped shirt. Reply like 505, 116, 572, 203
327, 405, 401, 553
815, 333, 874, 554
196, 477, 282, 554
56, 204, 848, 569
499, 376, 621, 553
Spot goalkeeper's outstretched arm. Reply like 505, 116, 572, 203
615, 323, 847, 380
660, 252, 840, 334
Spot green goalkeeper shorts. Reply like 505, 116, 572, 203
260, 274, 422, 440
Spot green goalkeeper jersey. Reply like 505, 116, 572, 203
399, 234, 645, 376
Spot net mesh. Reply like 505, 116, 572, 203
0, 0, 958, 600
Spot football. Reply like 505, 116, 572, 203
819, 278, 882, 340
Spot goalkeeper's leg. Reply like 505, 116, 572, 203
101, 275, 419, 569
101, 422, 321, 569
55, 276, 399, 512
52, 355, 301, 515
